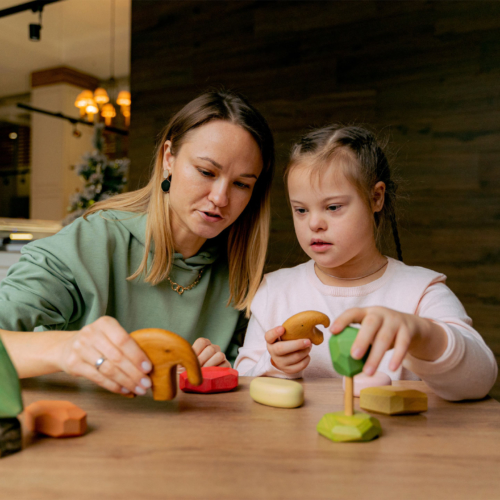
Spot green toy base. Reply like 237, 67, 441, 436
317, 411, 382, 442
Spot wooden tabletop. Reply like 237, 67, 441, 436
2, 374, 500, 500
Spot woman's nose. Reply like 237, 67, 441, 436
208, 180, 229, 207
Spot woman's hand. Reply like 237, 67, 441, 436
58, 316, 153, 396
331, 307, 448, 375
192, 338, 231, 368
265, 326, 312, 375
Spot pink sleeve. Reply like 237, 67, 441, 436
403, 281, 498, 401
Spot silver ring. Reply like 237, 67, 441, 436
95, 356, 106, 371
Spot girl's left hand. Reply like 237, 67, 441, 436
331, 307, 448, 375
192, 338, 231, 368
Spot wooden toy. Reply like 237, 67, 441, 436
343, 371, 392, 397
0, 338, 23, 457
281, 311, 330, 345
130, 328, 202, 401
317, 326, 381, 442
250, 377, 304, 408
180, 366, 238, 393
360, 386, 428, 415
24, 400, 87, 438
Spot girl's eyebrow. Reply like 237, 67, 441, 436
290, 195, 350, 204
197, 156, 258, 179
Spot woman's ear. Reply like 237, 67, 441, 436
162, 140, 174, 174
372, 181, 386, 213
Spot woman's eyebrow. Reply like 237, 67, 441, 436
197, 156, 258, 179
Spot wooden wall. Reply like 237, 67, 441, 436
130, 1, 500, 399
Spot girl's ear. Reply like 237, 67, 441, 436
162, 140, 175, 174
372, 181, 386, 213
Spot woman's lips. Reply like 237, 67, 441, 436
198, 210, 224, 223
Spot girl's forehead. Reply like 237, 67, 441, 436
288, 163, 356, 195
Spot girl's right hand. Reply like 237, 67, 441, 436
57, 316, 153, 396
265, 326, 312, 375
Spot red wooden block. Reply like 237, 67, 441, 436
24, 401, 87, 438
180, 366, 238, 393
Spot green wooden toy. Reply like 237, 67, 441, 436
317, 326, 381, 443
0, 338, 23, 458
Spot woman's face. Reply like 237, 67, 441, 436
164, 120, 263, 247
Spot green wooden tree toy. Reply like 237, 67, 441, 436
317, 326, 382, 442
0, 338, 23, 457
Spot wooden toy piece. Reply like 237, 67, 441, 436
343, 371, 392, 397
0, 338, 23, 419
250, 377, 304, 409
329, 326, 368, 377
317, 411, 381, 443
0, 417, 22, 458
23, 400, 87, 438
281, 311, 330, 345
344, 376, 354, 416
359, 386, 428, 415
130, 328, 202, 401
180, 366, 238, 393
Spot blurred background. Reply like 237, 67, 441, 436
0, 0, 499, 398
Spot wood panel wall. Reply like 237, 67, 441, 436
130, 1, 500, 399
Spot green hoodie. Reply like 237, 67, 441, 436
0, 210, 247, 362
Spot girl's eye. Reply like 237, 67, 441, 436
327, 205, 341, 212
294, 207, 307, 214
234, 181, 250, 190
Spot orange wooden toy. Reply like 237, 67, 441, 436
24, 401, 87, 438
130, 328, 202, 400
180, 366, 238, 393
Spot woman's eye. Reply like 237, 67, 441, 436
234, 181, 250, 189
198, 168, 214, 178
327, 205, 341, 212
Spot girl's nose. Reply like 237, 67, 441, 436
208, 180, 229, 208
309, 213, 327, 232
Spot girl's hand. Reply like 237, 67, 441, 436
331, 307, 448, 375
192, 338, 231, 368
265, 326, 312, 375
58, 316, 153, 396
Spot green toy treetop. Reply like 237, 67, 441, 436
0, 338, 23, 418
329, 326, 369, 377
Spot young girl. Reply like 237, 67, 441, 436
234, 125, 498, 401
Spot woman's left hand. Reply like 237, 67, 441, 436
192, 338, 231, 368
331, 307, 448, 375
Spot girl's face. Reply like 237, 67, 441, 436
288, 164, 383, 271
164, 120, 263, 246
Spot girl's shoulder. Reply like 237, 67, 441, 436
262, 261, 310, 288
387, 257, 447, 288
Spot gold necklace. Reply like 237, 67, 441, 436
167, 268, 204, 295
315, 260, 388, 281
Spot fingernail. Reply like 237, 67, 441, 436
141, 361, 152, 373
364, 366, 375, 376
135, 386, 146, 395
303, 339, 311, 346
121, 387, 131, 394
352, 348, 362, 359
141, 377, 152, 388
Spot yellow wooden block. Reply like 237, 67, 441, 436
359, 386, 428, 415
250, 377, 304, 408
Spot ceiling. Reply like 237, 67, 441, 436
0, 0, 131, 98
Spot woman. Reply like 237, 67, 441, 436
0, 89, 274, 397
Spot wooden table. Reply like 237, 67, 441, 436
1, 375, 500, 500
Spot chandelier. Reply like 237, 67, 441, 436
74, 0, 129, 127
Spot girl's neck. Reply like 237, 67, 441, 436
314, 252, 388, 288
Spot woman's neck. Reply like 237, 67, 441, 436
314, 251, 388, 288
169, 212, 206, 260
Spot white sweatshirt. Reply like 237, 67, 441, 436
234, 258, 498, 401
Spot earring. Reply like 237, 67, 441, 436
161, 170, 171, 193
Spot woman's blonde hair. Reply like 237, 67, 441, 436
85, 89, 275, 315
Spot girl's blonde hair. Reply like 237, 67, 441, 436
284, 124, 403, 261
85, 89, 275, 315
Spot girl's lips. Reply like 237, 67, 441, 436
310, 241, 332, 252
198, 210, 224, 223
